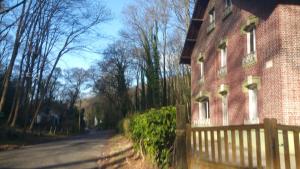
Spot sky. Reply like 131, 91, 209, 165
57, 0, 133, 70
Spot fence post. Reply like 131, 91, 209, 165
175, 105, 188, 169
264, 118, 280, 169
186, 123, 192, 169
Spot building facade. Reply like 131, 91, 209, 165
180, 0, 300, 126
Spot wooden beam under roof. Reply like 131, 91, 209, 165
191, 18, 204, 22
180, 0, 209, 64
186, 39, 196, 42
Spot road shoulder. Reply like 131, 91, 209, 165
97, 134, 156, 169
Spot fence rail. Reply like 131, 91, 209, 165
186, 119, 300, 169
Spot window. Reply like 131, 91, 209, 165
242, 17, 258, 67
200, 99, 210, 120
218, 42, 227, 77
209, 8, 215, 24
207, 8, 216, 33
197, 95, 210, 126
248, 87, 258, 122
225, 0, 232, 8
247, 27, 256, 54
222, 94, 228, 125
197, 54, 205, 81
220, 46, 227, 68
223, 0, 233, 19
200, 61, 204, 80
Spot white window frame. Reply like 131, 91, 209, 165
209, 9, 215, 24
196, 98, 210, 126
198, 100, 210, 120
220, 46, 227, 68
205, 101, 210, 119
247, 27, 256, 54
225, 0, 232, 8
200, 61, 204, 79
248, 88, 258, 122
222, 94, 228, 125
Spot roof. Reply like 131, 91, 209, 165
179, 0, 300, 64
180, 0, 209, 64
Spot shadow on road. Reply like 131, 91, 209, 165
98, 145, 141, 169
2, 158, 99, 169
0, 130, 116, 169
97, 135, 156, 169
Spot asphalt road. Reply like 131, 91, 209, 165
0, 130, 114, 169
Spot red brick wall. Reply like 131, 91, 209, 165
279, 4, 300, 125
258, 6, 282, 124
190, 1, 299, 126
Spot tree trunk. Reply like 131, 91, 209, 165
0, 0, 28, 112
135, 71, 140, 111
141, 67, 146, 110
29, 44, 66, 130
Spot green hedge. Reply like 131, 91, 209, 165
119, 106, 176, 168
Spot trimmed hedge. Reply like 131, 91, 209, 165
119, 106, 176, 168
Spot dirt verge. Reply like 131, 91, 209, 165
97, 134, 157, 169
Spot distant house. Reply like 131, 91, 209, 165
36, 110, 60, 127
180, 0, 300, 126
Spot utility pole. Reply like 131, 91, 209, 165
79, 99, 81, 131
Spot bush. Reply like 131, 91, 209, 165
120, 106, 176, 168
117, 118, 131, 137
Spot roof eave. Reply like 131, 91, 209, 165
180, 0, 209, 65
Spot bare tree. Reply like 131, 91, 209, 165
122, 0, 163, 108
95, 40, 132, 117
29, 0, 111, 130
0, 0, 25, 15
64, 68, 88, 111
0, 0, 110, 130
0, 0, 30, 113
120, 0, 193, 111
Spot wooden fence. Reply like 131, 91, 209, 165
186, 119, 300, 169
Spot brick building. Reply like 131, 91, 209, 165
180, 0, 300, 126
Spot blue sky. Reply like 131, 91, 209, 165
58, 0, 133, 70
